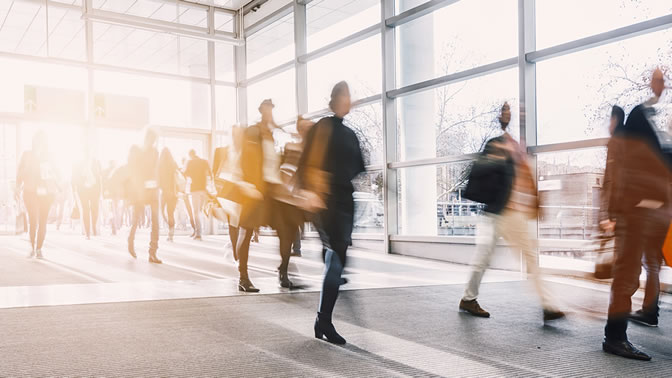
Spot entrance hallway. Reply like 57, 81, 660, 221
0, 231, 524, 308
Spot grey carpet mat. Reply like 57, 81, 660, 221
0, 281, 669, 377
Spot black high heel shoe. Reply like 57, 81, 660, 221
314, 314, 346, 345
238, 278, 260, 293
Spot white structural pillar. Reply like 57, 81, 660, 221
398, 0, 437, 235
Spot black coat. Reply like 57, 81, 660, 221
464, 136, 515, 214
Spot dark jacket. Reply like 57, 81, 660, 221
464, 135, 515, 214
602, 104, 672, 219
298, 116, 365, 253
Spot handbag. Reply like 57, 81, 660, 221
594, 232, 615, 279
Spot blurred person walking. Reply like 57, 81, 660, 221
185, 149, 213, 241
235, 99, 303, 292
72, 147, 102, 239
159, 148, 180, 242
460, 102, 565, 322
601, 68, 671, 361
127, 128, 162, 264
16, 131, 60, 259
297, 82, 365, 345
282, 116, 316, 257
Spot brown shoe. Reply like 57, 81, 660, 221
459, 299, 490, 318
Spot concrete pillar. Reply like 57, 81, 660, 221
399, 0, 437, 235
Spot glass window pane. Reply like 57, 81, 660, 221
395, 0, 517, 88
93, 0, 208, 27
246, 12, 294, 78
353, 170, 384, 234
0, 58, 88, 114
93, 23, 209, 78
306, 0, 380, 52
537, 148, 608, 273
216, 85, 237, 130
536, 28, 672, 146
345, 102, 383, 166
398, 162, 483, 236
396, 68, 519, 162
536, 0, 672, 50
95, 70, 211, 129
0, 0, 47, 57
307, 34, 381, 112
247, 69, 296, 123
47, 6, 86, 61
396, 0, 429, 14
215, 11, 235, 33
215, 43, 235, 82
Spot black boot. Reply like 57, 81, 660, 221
314, 312, 346, 345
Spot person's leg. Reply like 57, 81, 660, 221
80, 193, 91, 238
192, 191, 205, 238
24, 192, 38, 253
501, 210, 560, 314
228, 224, 239, 259
277, 215, 295, 287
167, 195, 177, 241
292, 227, 302, 255
184, 194, 196, 235
149, 197, 160, 262
90, 193, 100, 236
315, 242, 347, 344
127, 203, 141, 258
633, 216, 666, 322
605, 216, 645, 342
463, 213, 499, 301
236, 227, 257, 291
36, 196, 52, 254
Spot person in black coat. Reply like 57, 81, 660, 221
602, 68, 671, 361
298, 81, 365, 345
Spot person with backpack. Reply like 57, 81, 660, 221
461, 102, 564, 322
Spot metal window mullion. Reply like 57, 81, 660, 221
297, 24, 380, 64
381, 0, 397, 254
527, 13, 672, 63
385, 0, 459, 28
234, 10, 247, 125
244, 2, 293, 37
519, 0, 538, 259
294, 1, 308, 116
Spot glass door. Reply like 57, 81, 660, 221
0, 122, 18, 234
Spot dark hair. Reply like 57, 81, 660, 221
611, 105, 625, 130
329, 81, 350, 111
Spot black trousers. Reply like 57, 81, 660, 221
317, 199, 354, 318
129, 197, 159, 254
605, 208, 667, 341
24, 191, 53, 251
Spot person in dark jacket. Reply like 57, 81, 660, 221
460, 102, 564, 322
72, 148, 102, 240
235, 99, 302, 292
159, 148, 179, 242
297, 81, 365, 345
601, 68, 670, 361
127, 128, 162, 264
16, 131, 59, 259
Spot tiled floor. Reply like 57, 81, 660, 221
0, 230, 523, 309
